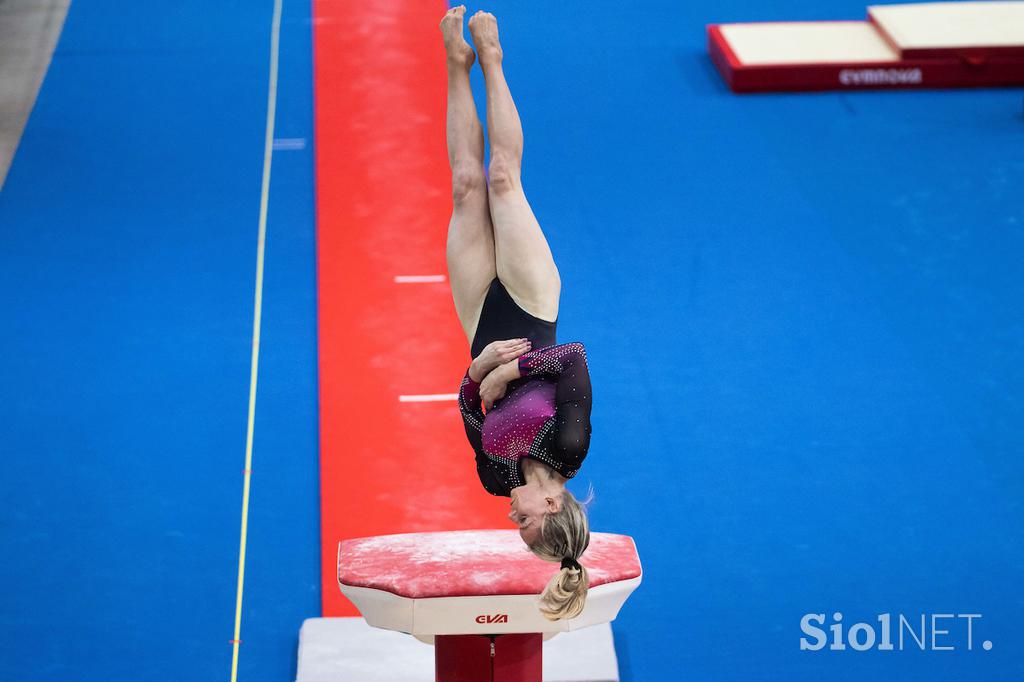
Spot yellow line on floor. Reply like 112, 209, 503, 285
231, 0, 282, 679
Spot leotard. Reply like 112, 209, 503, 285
459, 341, 593, 496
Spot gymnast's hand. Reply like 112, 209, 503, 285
480, 359, 522, 411
469, 338, 531, 382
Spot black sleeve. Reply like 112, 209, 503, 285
520, 343, 593, 470
459, 369, 512, 496
552, 344, 593, 469
458, 369, 487, 458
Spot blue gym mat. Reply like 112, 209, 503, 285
0, 0, 1020, 679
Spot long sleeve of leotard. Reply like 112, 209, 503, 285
458, 370, 514, 496
458, 370, 486, 456
517, 342, 593, 467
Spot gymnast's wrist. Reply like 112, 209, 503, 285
500, 359, 522, 382
468, 359, 487, 383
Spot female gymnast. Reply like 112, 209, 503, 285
441, 6, 594, 621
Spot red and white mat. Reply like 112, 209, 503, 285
708, 1, 1024, 92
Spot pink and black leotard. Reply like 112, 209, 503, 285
459, 278, 593, 496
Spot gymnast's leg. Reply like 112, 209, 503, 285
442, 5, 496, 346
469, 11, 561, 323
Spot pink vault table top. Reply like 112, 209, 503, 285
338, 529, 642, 599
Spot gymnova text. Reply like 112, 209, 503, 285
839, 68, 923, 86
800, 613, 992, 651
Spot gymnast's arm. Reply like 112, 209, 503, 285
551, 375, 593, 468
502, 342, 594, 465
459, 339, 532, 460
537, 344, 593, 466
486, 342, 592, 400
516, 342, 589, 382
459, 369, 515, 496
458, 370, 488, 459
469, 338, 532, 382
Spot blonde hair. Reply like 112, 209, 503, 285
528, 488, 592, 621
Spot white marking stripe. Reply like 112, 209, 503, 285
394, 274, 446, 283
399, 394, 458, 402
272, 137, 307, 150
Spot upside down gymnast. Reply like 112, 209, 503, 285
441, 6, 594, 621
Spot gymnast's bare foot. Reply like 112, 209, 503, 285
440, 6, 475, 70
468, 10, 502, 67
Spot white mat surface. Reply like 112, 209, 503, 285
720, 22, 899, 65
296, 617, 620, 682
869, 2, 1024, 50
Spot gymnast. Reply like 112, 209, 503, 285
441, 7, 594, 621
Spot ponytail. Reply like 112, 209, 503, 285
528, 488, 592, 621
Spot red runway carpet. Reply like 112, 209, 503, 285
313, 0, 508, 616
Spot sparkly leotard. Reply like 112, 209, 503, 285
459, 342, 593, 496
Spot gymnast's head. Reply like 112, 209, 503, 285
510, 484, 592, 620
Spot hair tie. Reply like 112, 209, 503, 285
560, 557, 581, 571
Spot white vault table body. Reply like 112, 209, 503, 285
337, 529, 642, 640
